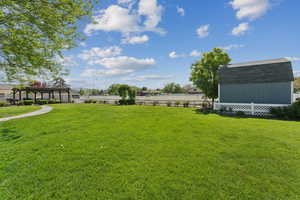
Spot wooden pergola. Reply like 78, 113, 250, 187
11, 87, 71, 104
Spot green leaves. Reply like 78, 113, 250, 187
190, 48, 231, 102
0, 0, 94, 81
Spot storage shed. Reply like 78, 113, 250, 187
218, 58, 294, 104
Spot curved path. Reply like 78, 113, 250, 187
0, 106, 53, 122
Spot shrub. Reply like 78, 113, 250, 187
23, 100, 34, 105
0, 101, 7, 107
152, 101, 159, 106
127, 99, 135, 105
84, 99, 97, 104
119, 99, 127, 105
175, 101, 181, 107
48, 99, 60, 104
114, 100, 119, 105
270, 101, 300, 119
183, 101, 190, 108
118, 99, 135, 105
167, 101, 172, 107
236, 111, 245, 117
219, 106, 227, 113
201, 101, 210, 109
36, 100, 49, 105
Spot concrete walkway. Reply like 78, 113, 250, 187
0, 106, 53, 122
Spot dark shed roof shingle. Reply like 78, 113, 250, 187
219, 58, 294, 84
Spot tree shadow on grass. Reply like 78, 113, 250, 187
0, 128, 22, 142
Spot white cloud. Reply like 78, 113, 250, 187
230, 0, 270, 21
197, 25, 210, 38
232, 22, 249, 36
56, 55, 78, 67
78, 46, 122, 61
285, 57, 300, 62
138, 0, 163, 30
123, 74, 173, 81
169, 51, 185, 59
90, 56, 155, 69
219, 44, 245, 51
84, 1, 164, 36
81, 56, 155, 77
84, 5, 139, 35
118, 0, 133, 4
122, 35, 149, 44
81, 68, 134, 77
190, 50, 202, 57
177, 6, 185, 16
79, 42, 86, 47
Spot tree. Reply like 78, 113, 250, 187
118, 84, 136, 105
163, 82, 184, 93
118, 85, 130, 100
79, 88, 85, 96
107, 84, 122, 95
190, 48, 231, 106
0, 0, 94, 81
52, 77, 69, 88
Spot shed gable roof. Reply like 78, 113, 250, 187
219, 58, 294, 84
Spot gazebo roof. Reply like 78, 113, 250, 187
12, 87, 70, 92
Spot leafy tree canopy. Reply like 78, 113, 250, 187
162, 82, 184, 94
190, 48, 231, 104
0, 0, 94, 81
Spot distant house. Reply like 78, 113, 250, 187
187, 88, 202, 94
218, 58, 294, 105
0, 84, 13, 99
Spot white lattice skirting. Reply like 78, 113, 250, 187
214, 102, 290, 116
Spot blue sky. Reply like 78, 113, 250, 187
61, 0, 300, 89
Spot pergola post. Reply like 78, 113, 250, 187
41, 92, 44, 100
67, 89, 71, 103
52, 91, 55, 99
48, 92, 51, 100
34, 92, 37, 103
59, 90, 62, 102
19, 90, 21, 101
13, 90, 16, 105
26, 90, 29, 99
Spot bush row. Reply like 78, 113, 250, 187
119, 99, 135, 105
19, 99, 61, 105
83, 99, 194, 107
270, 101, 300, 119
0, 101, 7, 107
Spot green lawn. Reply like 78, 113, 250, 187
0, 104, 300, 200
0, 105, 40, 118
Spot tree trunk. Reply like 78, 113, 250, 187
211, 97, 215, 109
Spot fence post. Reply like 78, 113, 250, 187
251, 102, 254, 115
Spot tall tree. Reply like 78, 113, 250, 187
0, 0, 94, 81
163, 82, 184, 93
190, 48, 231, 106
52, 77, 69, 88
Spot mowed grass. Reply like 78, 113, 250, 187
0, 105, 40, 118
0, 104, 300, 200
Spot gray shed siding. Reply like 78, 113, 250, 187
220, 82, 292, 104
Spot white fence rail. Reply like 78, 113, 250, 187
214, 102, 290, 116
